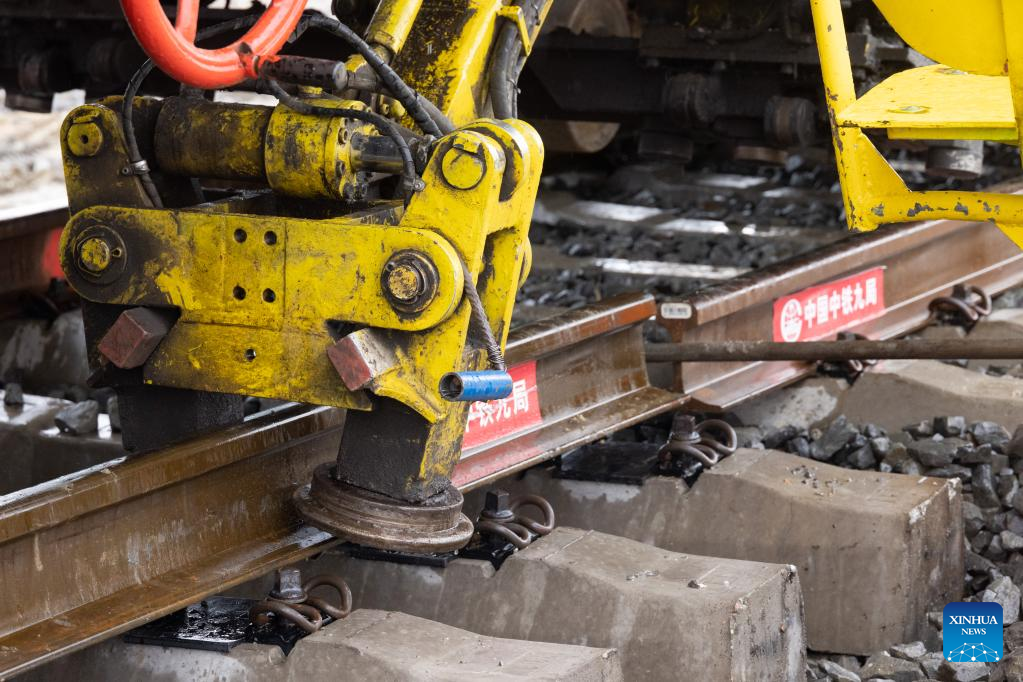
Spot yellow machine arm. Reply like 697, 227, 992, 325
58, 0, 552, 551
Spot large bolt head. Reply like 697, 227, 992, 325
78, 236, 113, 273
481, 489, 515, 521
385, 262, 426, 302
70, 225, 127, 285
440, 140, 486, 190
381, 250, 439, 314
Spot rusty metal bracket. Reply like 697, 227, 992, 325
657, 414, 737, 471
249, 566, 352, 633
474, 488, 555, 549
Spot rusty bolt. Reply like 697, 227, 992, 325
381, 250, 439, 314
97, 307, 174, 369
440, 137, 486, 190
269, 567, 307, 604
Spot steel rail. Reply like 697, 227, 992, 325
453, 293, 684, 490
0, 207, 67, 306
0, 404, 345, 678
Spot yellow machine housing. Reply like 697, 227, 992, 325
811, 0, 1023, 248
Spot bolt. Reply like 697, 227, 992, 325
481, 489, 515, 522
381, 251, 439, 314
669, 414, 700, 445
385, 262, 425, 302
440, 137, 486, 190
269, 567, 307, 604
77, 236, 113, 274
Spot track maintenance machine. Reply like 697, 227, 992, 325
56, 0, 1023, 555
58, 0, 550, 552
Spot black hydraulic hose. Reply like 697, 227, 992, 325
490, 21, 521, 119
264, 79, 421, 197
122, 60, 168, 208
489, 0, 543, 120
413, 93, 456, 137
305, 14, 445, 137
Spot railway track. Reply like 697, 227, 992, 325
4, 162, 1023, 679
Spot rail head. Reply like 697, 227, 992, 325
0, 404, 343, 546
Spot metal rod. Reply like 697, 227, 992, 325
645, 338, 1023, 363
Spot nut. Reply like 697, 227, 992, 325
380, 251, 439, 314
70, 225, 127, 285
78, 236, 113, 274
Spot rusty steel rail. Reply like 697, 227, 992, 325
0, 292, 671, 678
659, 212, 1023, 410
0, 404, 345, 678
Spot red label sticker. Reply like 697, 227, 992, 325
773, 267, 886, 342
461, 360, 543, 450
